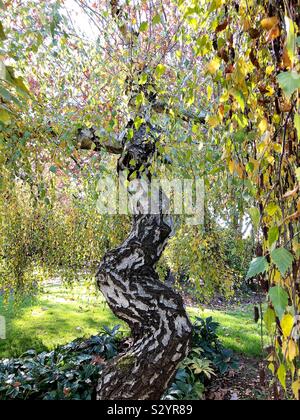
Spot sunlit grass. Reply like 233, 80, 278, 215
0, 284, 125, 358
0, 284, 267, 359
189, 306, 269, 358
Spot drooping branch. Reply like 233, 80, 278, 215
76, 102, 205, 154
77, 127, 123, 154
110, 0, 138, 46
152, 101, 206, 125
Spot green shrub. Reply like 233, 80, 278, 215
164, 317, 239, 400
0, 319, 238, 400
0, 325, 122, 400
192, 317, 239, 375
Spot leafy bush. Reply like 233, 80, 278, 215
0, 326, 122, 400
163, 317, 238, 400
192, 317, 238, 375
164, 368, 205, 400
0, 319, 237, 400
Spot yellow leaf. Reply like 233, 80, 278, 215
229, 160, 235, 175
277, 364, 286, 390
281, 314, 294, 338
218, 104, 225, 118
207, 58, 221, 74
242, 18, 251, 31
273, 142, 282, 153
293, 239, 300, 258
261, 16, 279, 30
232, 58, 249, 91
0, 107, 12, 125
266, 25, 281, 42
285, 17, 296, 64
268, 363, 275, 374
236, 164, 244, 179
295, 114, 300, 140
283, 48, 292, 68
265, 85, 275, 97
273, 270, 281, 284
266, 65, 275, 75
290, 362, 296, 378
267, 155, 275, 165
272, 114, 281, 125
258, 118, 268, 134
220, 90, 229, 102
265, 202, 280, 217
207, 115, 220, 128
287, 339, 298, 361
292, 380, 300, 400
207, 85, 213, 100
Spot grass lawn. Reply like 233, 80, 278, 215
189, 306, 268, 358
0, 283, 267, 359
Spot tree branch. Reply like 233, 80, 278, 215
77, 127, 124, 154
110, 0, 137, 46
152, 101, 206, 124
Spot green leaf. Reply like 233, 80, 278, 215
0, 86, 21, 107
139, 73, 148, 85
2, 65, 29, 95
155, 64, 166, 78
152, 15, 161, 25
129, 159, 136, 167
277, 71, 300, 98
3, 65, 15, 83
269, 286, 289, 320
271, 248, 294, 277
248, 207, 260, 231
136, 92, 145, 107
134, 116, 143, 130
49, 166, 57, 174
14, 76, 30, 96
139, 21, 148, 32
295, 114, 300, 141
264, 307, 276, 333
127, 128, 134, 139
0, 22, 6, 41
285, 17, 296, 63
246, 257, 269, 280
231, 90, 245, 112
268, 226, 279, 249
265, 202, 280, 217
0, 1, 4, 10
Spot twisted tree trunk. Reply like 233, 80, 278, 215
96, 124, 192, 400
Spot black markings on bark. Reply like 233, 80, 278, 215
96, 123, 192, 400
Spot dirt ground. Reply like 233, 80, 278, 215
205, 355, 280, 400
